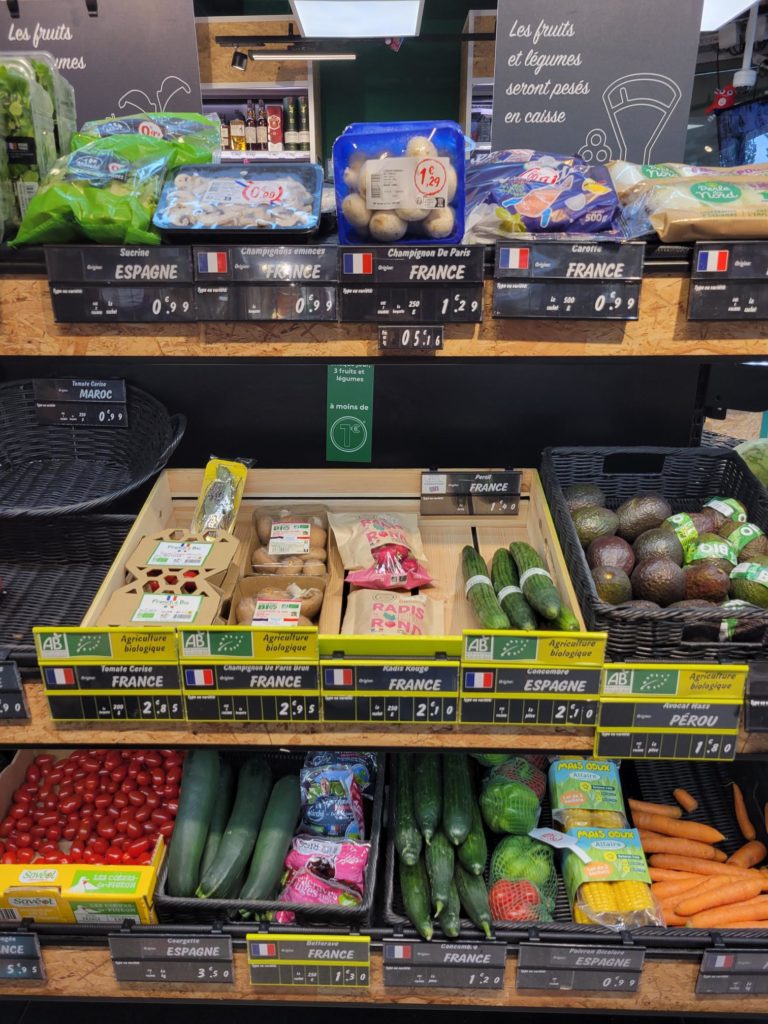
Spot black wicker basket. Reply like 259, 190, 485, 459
155, 750, 385, 929
0, 379, 185, 518
0, 514, 134, 665
541, 446, 768, 663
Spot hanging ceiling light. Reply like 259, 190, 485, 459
289, 0, 424, 38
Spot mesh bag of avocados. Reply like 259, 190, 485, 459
72, 112, 219, 171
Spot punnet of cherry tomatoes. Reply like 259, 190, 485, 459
0, 749, 184, 867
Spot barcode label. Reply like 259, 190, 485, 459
369, 175, 382, 201
15, 180, 38, 216
0, 909, 21, 922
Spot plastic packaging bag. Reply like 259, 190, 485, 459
0, 58, 56, 227
736, 439, 768, 487
73, 112, 219, 170
279, 867, 363, 909
548, 758, 627, 828
251, 506, 329, 577
488, 835, 557, 922
480, 772, 542, 834
341, 589, 445, 636
284, 835, 370, 889
303, 751, 377, 792
328, 512, 432, 591
300, 765, 365, 839
608, 159, 768, 203
11, 52, 77, 156
192, 458, 248, 537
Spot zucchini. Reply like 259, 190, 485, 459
462, 546, 510, 630
197, 757, 272, 899
550, 604, 581, 632
167, 750, 220, 897
457, 800, 487, 876
491, 549, 537, 630
199, 758, 235, 880
400, 855, 434, 940
413, 751, 441, 845
239, 774, 301, 901
438, 880, 462, 939
425, 830, 454, 915
455, 863, 492, 939
442, 753, 473, 846
394, 753, 422, 866
508, 541, 561, 621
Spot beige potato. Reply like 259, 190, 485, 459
275, 556, 304, 576
255, 514, 273, 546
251, 546, 275, 573
299, 587, 323, 619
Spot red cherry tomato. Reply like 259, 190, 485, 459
111, 765, 128, 782
16, 817, 32, 832
143, 821, 157, 835
10, 805, 28, 820
166, 800, 179, 816
60, 795, 82, 815
94, 794, 111, 810
47, 769, 63, 786
90, 838, 108, 855
2, 853, 16, 864
126, 836, 150, 856
97, 819, 116, 839
127, 790, 145, 808
105, 846, 123, 863
35, 754, 55, 769
110, 835, 126, 848
62, 825, 77, 841
143, 751, 163, 769
70, 842, 84, 859
166, 766, 182, 786
46, 827, 61, 843
150, 769, 166, 789
161, 784, 179, 801
134, 806, 151, 823
15, 847, 34, 864
16, 833, 32, 849
30, 825, 46, 839
120, 779, 137, 793
0, 818, 14, 838
125, 820, 144, 840
76, 825, 92, 842
158, 821, 175, 838
25, 765, 40, 786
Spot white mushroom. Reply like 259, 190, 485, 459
369, 210, 408, 241
342, 192, 371, 230
406, 135, 438, 158
423, 206, 456, 238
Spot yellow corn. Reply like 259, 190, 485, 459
575, 880, 655, 925
561, 809, 626, 830
612, 880, 654, 912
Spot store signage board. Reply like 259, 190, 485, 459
49, 285, 195, 324
320, 661, 460, 724
696, 949, 768, 995
109, 935, 233, 986
379, 324, 444, 352
340, 284, 483, 324
383, 941, 506, 989
193, 246, 338, 283
33, 376, 128, 428
0, 933, 44, 982
0, 661, 27, 720
194, 284, 337, 322
326, 364, 374, 464
460, 665, 599, 727
0, 0, 202, 125
0, 661, 22, 693
247, 934, 370, 989
517, 942, 644, 992
45, 248, 194, 285
421, 471, 521, 516
491, 0, 703, 162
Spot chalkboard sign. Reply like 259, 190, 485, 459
492, 0, 703, 162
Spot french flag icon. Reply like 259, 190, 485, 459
45, 667, 75, 686
197, 250, 228, 274
465, 671, 493, 690
499, 247, 529, 271
386, 944, 412, 960
251, 942, 277, 957
697, 249, 729, 273
325, 667, 354, 687
185, 668, 214, 687
343, 251, 373, 275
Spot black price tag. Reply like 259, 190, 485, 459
194, 283, 337, 321
517, 942, 644, 993
0, 933, 45, 982
181, 663, 320, 723
493, 279, 640, 319
44, 662, 184, 723
420, 470, 521, 515
34, 377, 128, 429
321, 662, 459, 725
383, 941, 506, 989
746, 662, 768, 732
341, 284, 482, 323
247, 935, 370, 989
0, 661, 22, 693
495, 240, 645, 280
379, 324, 443, 351
696, 949, 768, 995
691, 241, 768, 280
0, 692, 29, 721
109, 934, 234, 985
339, 245, 485, 283
49, 285, 195, 323
45, 245, 194, 284
194, 245, 338, 282
595, 729, 738, 761
688, 281, 768, 320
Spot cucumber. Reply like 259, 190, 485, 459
457, 800, 487, 876
438, 880, 461, 939
167, 750, 220, 897
413, 751, 441, 845
425, 830, 454, 915
455, 863, 492, 939
550, 604, 581, 632
239, 775, 301, 901
394, 753, 422, 866
508, 541, 561, 621
462, 546, 510, 630
197, 757, 272, 899
491, 548, 537, 630
198, 758, 234, 880
400, 855, 433, 940
442, 753, 473, 846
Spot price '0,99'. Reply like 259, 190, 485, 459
294, 293, 334, 315
595, 293, 636, 313
151, 298, 192, 316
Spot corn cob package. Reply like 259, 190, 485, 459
548, 758, 627, 829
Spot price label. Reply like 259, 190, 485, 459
383, 941, 506, 989
0, 692, 29, 721
696, 948, 768, 995
689, 281, 768, 320
49, 285, 195, 323
420, 470, 520, 515
109, 935, 233, 985
0, 661, 22, 693
517, 942, 644, 993
194, 244, 338, 282
595, 729, 737, 761
45, 245, 193, 284
320, 661, 459, 724
340, 285, 482, 323
33, 376, 129, 429
35, 402, 128, 427
247, 934, 370, 989
493, 279, 640, 319
745, 662, 768, 732
0, 933, 45, 982
379, 324, 443, 351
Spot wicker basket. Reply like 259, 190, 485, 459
541, 446, 768, 663
155, 750, 385, 929
0, 379, 185, 518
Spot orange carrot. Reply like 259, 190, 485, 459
733, 783, 757, 841
648, 867, 702, 883
658, 903, 688, 927
675, 877, 763, 918
628, 798, 682, 819
648, 855, 762, 880
688, 897, 768, 928
632, 810, 725, 844
652, 877, 708, 901
728, 841, 767, 868
638, 830, 726, 862
673, 788, 699, 813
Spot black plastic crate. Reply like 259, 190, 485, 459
155, 749, 385, 929
541, 446, 768, 662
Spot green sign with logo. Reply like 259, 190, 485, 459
326, 365, 374, 463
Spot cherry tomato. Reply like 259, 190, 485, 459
106, 783, 117, 795
90, 838, 108, 855
70, 842, 84, 859
30, 825, 46, 839
128, 790, 145, 808
39, 842, 57, 857
60, 795, 82, 815
158, 821, 175, 839
113, 792, 128, 809
10, 805, 28, 820
151, 809, 171, 826
16, 833, 32, 849
104, 751, 122, 771
44, 854, 62, 864
76, 826, 92, 842
97, 819, 116, 839
126, 836, 150, 856
12, 789, 30, 806
120, 779, 137, 793
80, 804, 95, 819
105, 846, 123, 863
143, 821, 157, 835
81, 758, 100, 773
62, 825, 77, 842
46, 827, 61, 843
161, 750, 182, 765
5, 838, 18, 852
134, 806, 151, 823
84, 774, 99, 792
161, 785, 179, 801
0, 818, 14, 837
150, 769, 166, 789
166, 801, 179, 816
111, 765, 128, 783
107, 806, 120, 820
143, 791, 160, 810
43, 797, 58, 812
15, 848, 34, 863
166, 766, 182, 786
16, 817, 32, 832
2, 853, 16, 864
143, 751, 162, 768
110, 835, 126, 848
47, 769, 63, 786
35, 754, 55, 769
94, 794, 111, 810
128, 764, 139, 779
82, 791, 96, 805
25, 765, 40, 786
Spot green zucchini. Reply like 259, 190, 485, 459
413, 751, 441, 845
462, 546, 510, 630
442, 753, 473, 846
400, 855, 433, 940
198, 758, 235, 880
239, 774, 301, 901
455, 863, 492, 939
394, 753, 422, 866
425, 830, 454, 915
167, 750, 220, 897
438, 880, 461, 939
508, 541, 561, 621
491, 548, 537, 630
550, 604, 581, 632
197, 757, 272, 899
457, 800, 487, 876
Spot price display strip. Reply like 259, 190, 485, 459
179, 626, 320, 723
0, 932, 45, 982
383, 941, 506, 989
745, 662, 768, 733
49, 285, 196, 324
420, 470, 521, 516
696, 948, 768, 995
45, 245, 194, 285
34, 626, 183, 723
247, 934, 370, 989
33, 377, 128, 428
689, 241, 768, 320
339, 245, 484, 324
459, 663, 600, 727
379, 324, 443, 352
595, 698, 741, 760
493, 239, 644, 320
0, 661, 28, 721
109, 934, 233, 985
517, 942, 644, 993
320, 660, 459, 724
601, 662, 748, 702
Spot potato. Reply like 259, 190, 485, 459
275, 556, 304, 576
300, 587, 324, 619
251, 546, 275, 573
236, 596, 257, 625
255, 514, 273, 546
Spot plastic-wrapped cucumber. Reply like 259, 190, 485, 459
491, 548, 537, 629
462, 546, 509, 630
508, 542, 561, 620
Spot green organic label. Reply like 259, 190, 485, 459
665, 513, 698, 560
719, 600, 757, 641
724, 523, 764, 555
36, 631, 112, 659
705, 497, 747, 523
690, 539, 737, 565
326, 365, 374, 464
70, 870, 141, 894
731, 562, 768, 585
640, 164, 678, 180
181, 629, 253, 658
690, 181, 742, 204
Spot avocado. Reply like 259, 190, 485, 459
616, 494, 672, 541
718, 522, 768, 562
572, 506, 619, 547
630, 557, 685, 607
633, 527, 683, 566
730, 561, 768, 608
688, 510, 718, 535
591, 566, 632, 605
683, 562, 730, 602
668, 599, 716, 609
704, 497, 748, 530
688, 532, 737, 575
587, 535, 635, 575
616, 599, 661, 611
564, 482, 606, 512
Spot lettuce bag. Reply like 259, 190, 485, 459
0, 58, 56, 226
14, 134, 171, 246
73, 112, 219, 171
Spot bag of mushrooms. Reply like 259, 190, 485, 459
250, 507, 329, 577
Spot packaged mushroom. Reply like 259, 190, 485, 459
333, 120, 465, 244
232, 577, 325, 627
250, 506, 329, 577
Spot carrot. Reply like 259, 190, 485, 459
638, 830, 726, 862
632, 810, 725, 844
648, 855, 763, 880
673, 788, 699, 813
688, 897, 768, 928
628, 798, 682, 819
659, 905, 688, 927
675, 877, 763, 918
732, 783, 757, 841
648, 867, 702, 883
652, 877, 709, 901
728, 841, 767, 868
